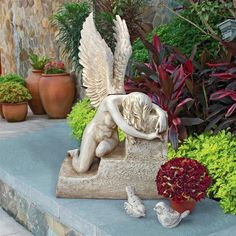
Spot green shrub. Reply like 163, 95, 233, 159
68, 98, 125, 142
0, 73, 25, 85
168, 130, 236, 214
0, 82, 32, 103
68, 98, 96, 142
132, 1, 231, 63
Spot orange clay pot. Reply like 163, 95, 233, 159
25, 69, 45, 115
0, 103, 4, 119
39, 73, 75, 119
2, 102, 28, 122
170, 199, 196, 213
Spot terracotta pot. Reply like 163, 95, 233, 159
25, 69, 45, 115
0, 103, 4, 119
39, 73, 75, 119
170, 199, 196, 213
2, 102, 28, 122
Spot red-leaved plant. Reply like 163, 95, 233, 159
156, 157, 211, 202
125, 35, 203, 149
204, 62, 236, 134
44, 61, 66, 74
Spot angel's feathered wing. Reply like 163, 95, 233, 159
113, 15, 132, 93
79, 13, 114, 108
79, 13, 132, 108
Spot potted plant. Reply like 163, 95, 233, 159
156, 157, 211, 213
0, 73, 25, 119
25, 53, 49, 115
39, 61, 75, 119
0, 82, 32, 122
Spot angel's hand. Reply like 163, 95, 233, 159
155, 113, 168, 134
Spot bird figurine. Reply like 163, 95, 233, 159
154, 201, 190, 228
124, 186, 146, 218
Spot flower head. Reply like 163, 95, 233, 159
156, 157, 211, 202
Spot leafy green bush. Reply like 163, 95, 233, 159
68, 98, 125, 142
0, 82, 32, 103
132, 0, 232, 63
68, 98, 96, 142
168, 130, 236, 214
0, 73, 25, 85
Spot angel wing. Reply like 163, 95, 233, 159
78, 13, 132, 107
79, 13, 114, 108
113, 15, 132, 93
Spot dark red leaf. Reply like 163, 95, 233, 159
172, 117, 181, 126
169, 125, 178, 150
205, 113, 225, 132
180, 118, 204, 126
214, 117, 236, 134
184, 59, 194, 75
210, 72, 236, 80
210, 90, 236, 101
153, 35, 161, 54
174, 98, 193, 115
206, 62, 230, 67
226, 103, 236, 117
158, 65, 168, 81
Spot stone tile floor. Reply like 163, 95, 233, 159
0, 109, 65, 236
0, 109, 64, 139
0, 208, 32, 236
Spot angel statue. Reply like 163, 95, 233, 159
71, 13, 168, 174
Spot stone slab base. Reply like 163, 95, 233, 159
56, 139, 167, 199
0, 180, 80, 236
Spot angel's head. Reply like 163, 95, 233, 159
122, 92, 153, 132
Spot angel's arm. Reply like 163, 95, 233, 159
107, 99, 158, 140
152, 104, 168, 133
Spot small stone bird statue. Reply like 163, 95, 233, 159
124, 186, 146, 218
154, 202, 190, 228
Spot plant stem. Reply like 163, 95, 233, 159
159, 1, 221, 43
159, 2, 209, 36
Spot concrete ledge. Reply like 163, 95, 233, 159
0, 122, 236, 236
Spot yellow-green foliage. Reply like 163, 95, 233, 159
168, 130, 236, 214
68, 98, 96, 142
68, 98, 125, 142
0, 82, 31, 103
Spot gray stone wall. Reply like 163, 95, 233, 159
0, 0, 81, 78
143, 0, 178, 27
0, 0, 176, 78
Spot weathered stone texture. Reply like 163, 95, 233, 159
142, 0, 178, 27
0, 0, 176, 78
0, 0, 80, 77
0, 180, 80, 236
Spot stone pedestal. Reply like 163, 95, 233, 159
56, 136, 167, 199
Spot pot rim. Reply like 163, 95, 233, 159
169, 198, 196, 203
41, 73, 70, 77
32, 69, 43, 73
1, 102, 28, 106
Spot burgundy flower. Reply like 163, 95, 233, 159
44, 61, 66, 74
156, 157, 211, 202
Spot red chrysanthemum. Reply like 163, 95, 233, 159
156, 157, 211, 202
44, 61, 65, 74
